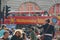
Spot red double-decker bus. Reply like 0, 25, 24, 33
1, 10, 60, 26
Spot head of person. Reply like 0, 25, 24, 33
2, 25, 7, 29
29, 27, 34, 32
3, 31, 9, 38
0, 27, 2, 30
11, 28, 14, 30
11, 28, 15, 32
28, 36, 31, 39
45, 19, 50, 24
15, 31, 21, 37
22, 33, 26, 39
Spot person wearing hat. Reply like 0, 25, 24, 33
38, 19, 55, 40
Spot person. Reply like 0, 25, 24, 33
11, 28, 15, 35
6, 28, 13, 35
22, 33, 29, 40
0, 31, 10, 40
35, 30, 40, 40
29, 27, 37, 40
28, 36, 31, 40
0, 27, 2, 30
0, 25, 6, 37
11, 31, 23, 40
38, 19, 55, 40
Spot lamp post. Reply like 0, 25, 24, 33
0, 0, 1, 27
0, 0, 1, 12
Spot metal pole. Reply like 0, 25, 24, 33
2, 7, 5, 24
0, 0, 1, 12
0, 0, 1, 27
2, 0, 7, 24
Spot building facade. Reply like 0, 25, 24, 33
1, 0, 60, 14
1, 0, 60, 31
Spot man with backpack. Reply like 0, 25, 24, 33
38, 19, 55, 40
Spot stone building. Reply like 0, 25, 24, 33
1, 0, 60, 14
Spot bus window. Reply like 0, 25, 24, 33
44, 11, 48, 16
41, 14, 44, 16
8, 11, 45, 16
42, 13, 48, 16
9, 14, 12, 16
58, 14, 60, 16
20, 13, 32, 16
12, 14, 15, 16
49, 14, 52, 16
38, 13, 41, 16
33, 14, 36, 16
28, 14, 31, 16
35, 12, 41, 16
21, 13, 26, 16
44, 14, 48, 16
15, 13, 18, 16
17, 13, 20, 16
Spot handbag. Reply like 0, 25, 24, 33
40, 25, 50, 40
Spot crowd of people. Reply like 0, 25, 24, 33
0, 19, 55, 40
0, 25, 40, 40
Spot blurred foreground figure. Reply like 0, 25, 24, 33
0, 31, 9, 40
0, 25, 7, 37
38, 19, 55, 40
11, 31, 23, 40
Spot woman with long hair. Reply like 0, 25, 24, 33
11, 31, 23, 40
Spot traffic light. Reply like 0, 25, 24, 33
6, 5, 11, 18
